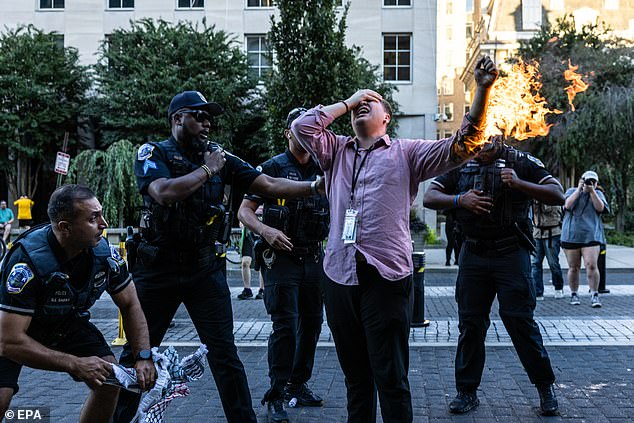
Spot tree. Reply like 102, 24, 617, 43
90, 19, 261, 159
0, 25, 90, 199
517, 15, 634, 230
67, 140, 141, 227
263, 0, 398, 153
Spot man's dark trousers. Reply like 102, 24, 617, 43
323, 261, 414, 423
262, 250, 323, 400
455, 245, 556, 391
113, 258, 257, 423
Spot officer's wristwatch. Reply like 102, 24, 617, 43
135, 349, 152, 362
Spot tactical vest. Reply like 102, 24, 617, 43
10, 224, 116, 318
142, 139, 227, 248
261, 152, 329, 246
455, 148, 531, 239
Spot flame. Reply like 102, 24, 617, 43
477, 59, 560, 151
563, 60, 589, 111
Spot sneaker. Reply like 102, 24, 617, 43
255, 288, 264, 300
536, 295, 545, 301
554, 289, 564, 299
591, 293, 602, 308
448, 390, 479, 414
284, 383, 324, 407
266, 399, 289, 423
570, 293, 580, 305
237, 288, 253, 300
536, 384, 558, 416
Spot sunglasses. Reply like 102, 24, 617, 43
180, 109, 212, 123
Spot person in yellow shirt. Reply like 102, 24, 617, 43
13, 195, 34, 230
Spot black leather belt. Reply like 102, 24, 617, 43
465, 235, 519, 255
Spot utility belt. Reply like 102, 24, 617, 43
465, 235, 520, 255
136, 242, 217, 268
253, 239, 321, 270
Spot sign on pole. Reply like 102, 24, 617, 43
54, 152, 71, 175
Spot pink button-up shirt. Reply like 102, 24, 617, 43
292, 106, 480, 286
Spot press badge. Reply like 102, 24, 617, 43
342, 208, 358, 244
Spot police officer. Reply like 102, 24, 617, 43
114, 91, 323, 423
423, 138, 564, 416
0, 185, 156, 423
238, 108, 329, 423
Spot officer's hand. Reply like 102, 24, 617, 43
459, 189, 494, 215
345, 89, 383, 110
262, 227, 293, 252
500, 168, 522, 189
474, 56, 499, 88
134, 359, 157, 391
204, 148, 226, 175
315, 176, 326, 195
72, 356, 113, 389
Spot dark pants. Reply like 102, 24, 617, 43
113, 258, 256, 423
323, 262, 413, 423
445, 219, 462, 264
261, 249, 324, 401
455, 245, 555, 392
531, 235, 564, 295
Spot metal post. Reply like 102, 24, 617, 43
411, 251, 430, 327
111, 236, 128, 346
598, 243, 609, 294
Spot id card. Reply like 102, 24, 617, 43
342, 208, 358, 244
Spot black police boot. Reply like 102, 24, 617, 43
266, 398, 289, 423
237, 288, 253, 300
537, 384, 558, 416
284, 382, 324, 406
448, 390, 479, 414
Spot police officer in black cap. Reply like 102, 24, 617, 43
237, 107, 328, 423
0, 184, 156, 423
423, 137, 564, 416
114, 92, 323, 423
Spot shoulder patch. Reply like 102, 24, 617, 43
137, 144, 155, 161
6, 263, 35, 294
526, 154, 545, 168
110, 246, 126, 266
143, 159, 158, 175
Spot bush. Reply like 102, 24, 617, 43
605, 229, 634, 247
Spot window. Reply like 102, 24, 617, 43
178, 0, 204, 8
466, 0, 473, 12
54, 34, 64, 48
442, 79, 453, 96
436, 130, 441, 140
247, 0, 274, 7
40, 0, 64, 9
109, 0, 134, 8
246, 35, 271, 80
447, 1, 453, 14
522, 0, 542, 30
464, 104, 470, 114
444, 130, 453, 138
444, 103, 454, 121
466, 22, 473, 39
383, 34, 411, 82
384, 0, 411, 6
446, 26, 453, 41
550, 0, 564, 10
604, 0, 619, 10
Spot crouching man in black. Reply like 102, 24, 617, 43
424, 138, 564, 416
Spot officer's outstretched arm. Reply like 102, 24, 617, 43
0, 311, 112, 387
423, 184, 454, 210
111, 283, 156, 391
248, 174, 316, 200
238, 199, 293, 251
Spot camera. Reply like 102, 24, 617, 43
584, 178, 597, 186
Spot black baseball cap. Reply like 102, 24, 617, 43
167, 91, 224, 119
286, 107, 307, 129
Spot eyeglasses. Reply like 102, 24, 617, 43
180, 109, 212, 123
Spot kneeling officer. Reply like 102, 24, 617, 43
238, 107, 329, 423
0, 185, 155, 423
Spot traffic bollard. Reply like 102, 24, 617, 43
598, 243, 609, 294
411, 251, 430, 327
112, 235, 128, 346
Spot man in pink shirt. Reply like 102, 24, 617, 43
291, 57, 498, 422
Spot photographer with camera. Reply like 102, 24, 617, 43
114, 91, 324, 423
561, 170, 609, 308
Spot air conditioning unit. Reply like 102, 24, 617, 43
433, 113, 448, 122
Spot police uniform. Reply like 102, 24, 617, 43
114, 137, 259, 423
0, 224, 130, 394
246, 149, 329, 403
432, 147, 556, 393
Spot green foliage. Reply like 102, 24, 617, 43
263, 0, 398, 152
67, 140, 141, 226
0, 25, 90, 197
605, 229, 634, 247
424, 225, 441, 245
90, 18, 261, 156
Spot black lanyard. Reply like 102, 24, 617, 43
349, 143, 376, 207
